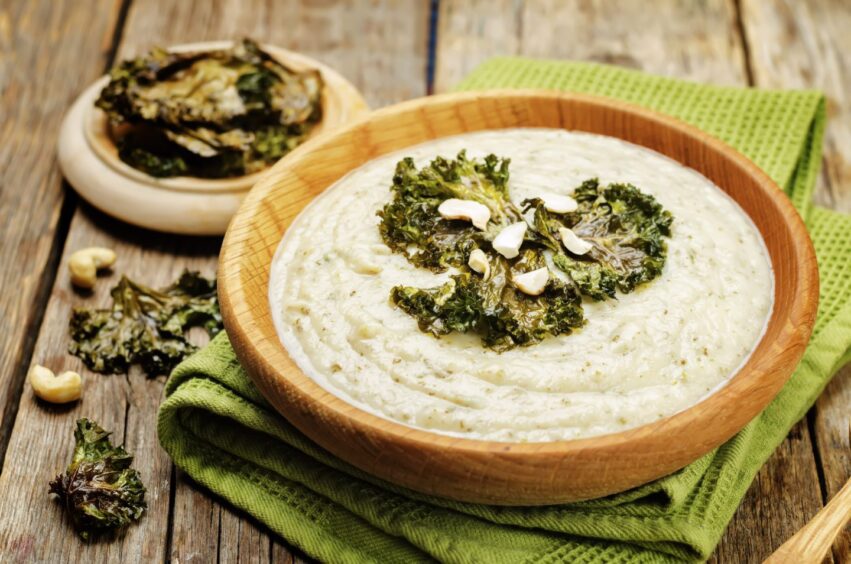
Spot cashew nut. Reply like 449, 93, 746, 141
467, 248, 490, 278
559, 227, 593, 255
512, 267, 550, 296
68, 247, 116, 288
492, 221, 527, 259
540, 193, 578, 213
437, 199, 491, 230
29, 365, 82, 404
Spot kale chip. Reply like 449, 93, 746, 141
69, 270, 222, 376
379, 153, 673, 351
392, 250, 584, 351
526, 178, 674, 298
49, 419, 146, 540
378, 150, 523, 271
96, 38, 323, 178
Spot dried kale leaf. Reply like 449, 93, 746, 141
69, 270, 222, 376
49, 419, 146, 541
392, 250, 584, 351
379, 153, 673, 351
526, 178, 674, 297
96, 38, 323, 178
378, 151, 523, 271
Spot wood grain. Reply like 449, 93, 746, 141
813, 366, 851, 561
0, 205, 219, 562
219, 90, 818, 505
0, 0, 124, 467
0, 1, 429, 562
765, 475, 851, 563
741, 0, 851, 213
741, 1, 851, 559
115, 0, 430, 109
434, 0, 748, 92
709, 420, 834, 563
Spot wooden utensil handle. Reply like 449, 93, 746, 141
765, 476, 851, 563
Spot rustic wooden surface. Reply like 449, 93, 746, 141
0, 0, 847, 561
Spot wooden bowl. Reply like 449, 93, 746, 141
58, 41, 369, 235
219, 90, 818, 505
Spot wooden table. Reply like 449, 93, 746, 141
0, 1, 848, 561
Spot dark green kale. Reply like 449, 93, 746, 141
69, 270, 222, 376
378, 151, 522, 271
96, 38, 323, 178
49, 419, 146, 541
379, 154, 672, 351
527, 178, 673, 297
392, 252, 584, 352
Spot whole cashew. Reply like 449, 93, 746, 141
29, 364, 82, 403
68, 247, 116, 288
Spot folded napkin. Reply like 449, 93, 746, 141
158, 59, 851, 563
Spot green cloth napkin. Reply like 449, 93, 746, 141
158, 59, 851, 563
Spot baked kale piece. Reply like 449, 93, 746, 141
392, 251, 584, 351
96, 38, 322, 178
69, 270, 222, 376
525, 178, 673, 298
378, 153, 673, 351
49, 419, 146, 541
378, 151, 522, 271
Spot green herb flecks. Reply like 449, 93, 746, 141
49, 419, 146, 541
378, 152, 673, 351
69, 270, 222, 376
96, 38, 322, 178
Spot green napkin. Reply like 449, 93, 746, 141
158, 58, 851, 563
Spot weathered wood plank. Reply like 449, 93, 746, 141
116, 0, 430, 108
740, 1, 851, 559
169, 470, 223, 564
0, 204, 219, 562
709, 420, 833, 563
740, 0, 851, 212
271, 541, 313, 564
0, 1, 431, 562
0, 0, 124, 467
434, 2, 830, 561
218, 506, 271, 564
813, 365, 851, 561
434, 0, 748, 92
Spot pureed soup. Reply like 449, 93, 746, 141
270, 129, 774, 442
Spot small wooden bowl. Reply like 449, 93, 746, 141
58, 41, 368, 235
219, 90, 818, 505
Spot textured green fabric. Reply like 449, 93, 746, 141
158, 58, 851, 563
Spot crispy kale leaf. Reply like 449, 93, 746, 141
69, 270, 222, 376
378, 151, 522, 271
392, 250, 584, 351
379, 153, 673, 351
49, 419, 146, 541
96, 38, 322, 178
526, 178, 673, 298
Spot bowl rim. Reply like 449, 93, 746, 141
219, 89, 818, 502
85, 40, 368, 194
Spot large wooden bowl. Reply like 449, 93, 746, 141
219, 90, 818, 505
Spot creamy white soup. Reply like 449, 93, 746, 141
270, 129, 773, 442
